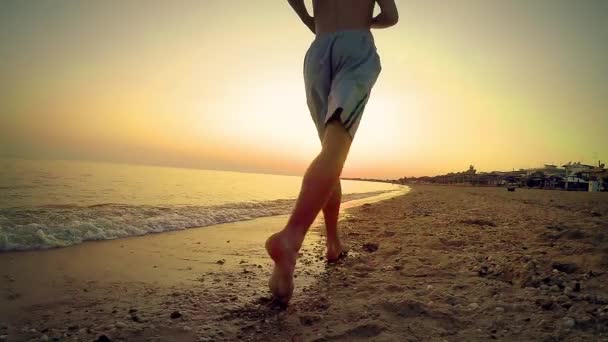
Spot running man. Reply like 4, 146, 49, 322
266, 0, 399, 304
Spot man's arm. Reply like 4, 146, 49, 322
371, 0, 399, 29
287, 0, 315, 34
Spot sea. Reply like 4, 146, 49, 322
0, 159, 404, 251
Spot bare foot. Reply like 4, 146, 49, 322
265, 232, 297, 304
326, 238, 347, 263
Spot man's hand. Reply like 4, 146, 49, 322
288, 0, 315, 34
371, 0, 399, 29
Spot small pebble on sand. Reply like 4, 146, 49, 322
115, 322, 128, 329
563, 318, 575, 328
40, 335, 49, 341
469, 303, 479, 310
495, 307, 505, 313
362, 243, 379, 252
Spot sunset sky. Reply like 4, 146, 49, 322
1, 0, 607, 178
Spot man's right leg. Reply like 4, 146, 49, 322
265, 120, 352, 303
323, 181, 344, 262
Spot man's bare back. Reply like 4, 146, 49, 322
288, 0, 398, 35
312, 0, 375, 34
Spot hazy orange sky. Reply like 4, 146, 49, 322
1, 0, 607, 178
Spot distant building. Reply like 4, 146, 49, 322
523, 165, 565, 177
562, 161, 606, 191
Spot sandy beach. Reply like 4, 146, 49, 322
2, 185, 608, 341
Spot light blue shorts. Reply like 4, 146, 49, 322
304, 30, 382, 140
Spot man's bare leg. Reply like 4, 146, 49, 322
323, 181, 344, 262
265, 121, 352, 303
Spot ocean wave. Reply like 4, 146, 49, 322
0, 190, 391, 252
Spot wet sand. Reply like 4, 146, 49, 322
2, 185, 608, 341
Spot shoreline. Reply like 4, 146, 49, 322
0, 186, 407, 253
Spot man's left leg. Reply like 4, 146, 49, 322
265, 120, 352, 303
323, 181, 343, 262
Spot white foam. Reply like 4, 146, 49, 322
0, 190, 400, 251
